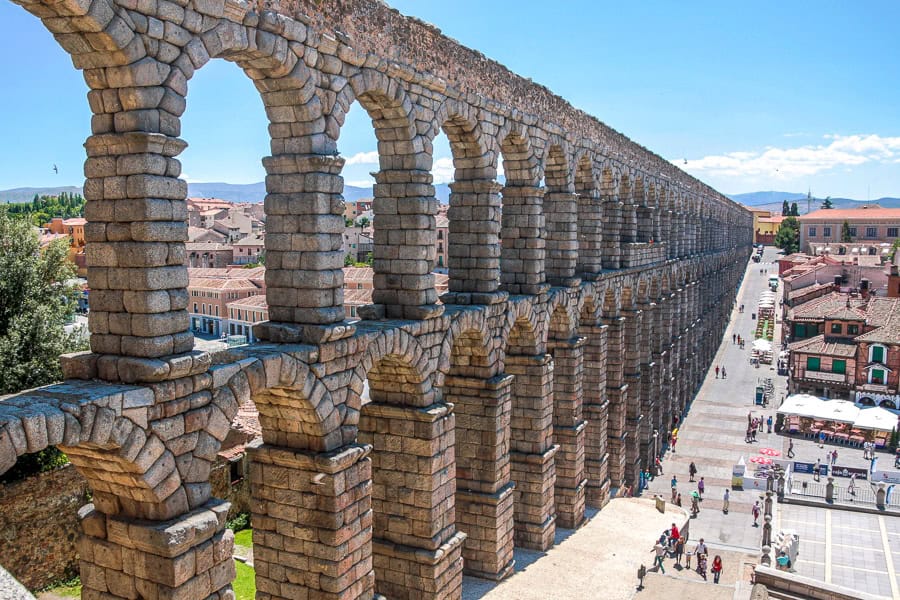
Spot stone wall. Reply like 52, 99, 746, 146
0, 465, 91, 590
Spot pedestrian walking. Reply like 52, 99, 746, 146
758, 418, 764, 433
697, 553, 708, 580
752, 500, 761, 527
689, 461, 697, 482
733, 333, 736, 344
767, 415, 773, 433
697, 477, 705, 499
831, 449, 838, 466
675, 492, 683, 507
849, 473, 857, 496
787, 438, 794, 458
722, 366, 727, 379
715, 365, 720, 379
818, 430, 826, 448
674, 538, 685, 566
671, 475, 678, 501
747, 411, 753, 426
711, 555, 723, 584
652, 540, 667, 573
814, 459, 821, 481
690, 493, 700, 516
655, 456, 663, 476
723, 488, 730, 513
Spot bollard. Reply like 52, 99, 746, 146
761, 544, 772, 567
762, 514, 773, 547
825, 477, 834, 503
877, 483, 887, 509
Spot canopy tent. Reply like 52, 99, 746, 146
752, 339, 773, 352
853, 406, 899, 431
777, 394, 824, 419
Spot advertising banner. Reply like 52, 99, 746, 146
792, 461, 827, 476
830, 465, 868, 479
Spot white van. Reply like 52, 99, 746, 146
768, 275, 779, 290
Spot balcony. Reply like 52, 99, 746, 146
621, 242, 667, 268
792, 368, 851, 387
857, 382, 897, 395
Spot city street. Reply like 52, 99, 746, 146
646, 246, 900, 599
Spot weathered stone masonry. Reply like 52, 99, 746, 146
0, 0, 752, 598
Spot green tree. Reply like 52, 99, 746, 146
357, 216, 370, 230
0, 208, 85, 394
345, 253, 354, 266
821, 197, 834, 209
773, 216, 800, 254
781, 200, 790, 216
841, 220, 853, 242
789, 202, 800, 216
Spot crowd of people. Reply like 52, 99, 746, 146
651, 527, 724, 583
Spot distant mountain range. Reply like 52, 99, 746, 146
2, 184, 895, 215
727, 191, 900, 215
0, 182, 451, 205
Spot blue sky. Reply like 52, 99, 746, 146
1, 1, 898, 199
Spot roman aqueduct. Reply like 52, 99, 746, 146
0, 0, 752, 598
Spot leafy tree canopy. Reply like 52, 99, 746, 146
774, 216, 801, 254
0, 208, 86, 394
6, 192, 86, 227
821, 197, 834, 209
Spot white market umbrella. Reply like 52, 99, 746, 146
810, 399, 860, 423
777, 394, 825, 419
853, 406, 899, 432
752, 339, 773, 352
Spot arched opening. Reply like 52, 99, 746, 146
442, 319, 514, 580
575, 154, 602, 276
352, 329, 463, 599
180, 58, 269, 343
433, 107, 498, 297
542, 144, 577, 286
547, 301, 587, 529
498, 130, 543, 295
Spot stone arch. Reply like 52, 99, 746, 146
547, 290, 578, 340
497, 121, 540, 186
217, 350, 343, 452
575, 151, 603, 275
541, 138, 573, 191
602, 286, 620, 317
439, 307, 499, 383
348, 328, 436, 412
430, 99, 501, 293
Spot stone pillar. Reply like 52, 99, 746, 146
260, 154, 348, 343
576, 189, 604, 276
544, 191, 580, 286
549, 336, 587, 529
447, 180, 501, 294
372, 169, 443, 320
83, 132, 192, 359
78, 500, 234, 600
603, 317, 628, 489
443, 374, 515, 580
506, 353, 557, 550
601, 198, 622, 270
500, 185, 547, 295
359, 402, 464, 599
250, 444, 374, 600
581, 323, 610, 508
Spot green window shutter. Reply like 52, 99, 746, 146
873, 346, 885, 363
873, 369, 885, 383
832, 360, 846, 375
807, 357, 821, 371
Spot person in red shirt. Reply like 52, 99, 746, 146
669, 523, 680, 542
711, 555, 723, 583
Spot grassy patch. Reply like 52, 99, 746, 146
39, 575, 81, 598
233, 560, 256, 600
233, 528, 253, 549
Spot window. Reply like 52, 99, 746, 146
889, 228, 899, 238
215, 305, 219, 316
806, 357, 821, 371
823, 226, 831, 237
808, 226, 817, 237
872, 369, 886, 384
866, 227, 877, 238
830, 323, 842, 334
849, 227, 857, 237
193, 303, 198, 313
848, 324, 859, 335
832, 360, 846, 375
872, 345, 885, 363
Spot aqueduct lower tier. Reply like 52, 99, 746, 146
1, 0, 752, 597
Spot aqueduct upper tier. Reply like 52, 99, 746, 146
1, 0, 752, 598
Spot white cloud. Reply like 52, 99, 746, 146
344, 151, 379, 166
345, 179, 374, 189
432, 157, 454, 184
678, 134, 900, 181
